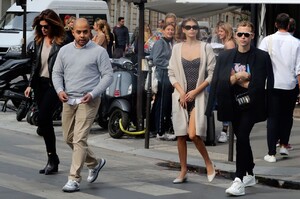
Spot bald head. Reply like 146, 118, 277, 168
72, 18, 91, 47
73, 18, 90, 30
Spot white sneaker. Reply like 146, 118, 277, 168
62, 180, 80, 192
217, 131, 228, 143
264, 154, 276, 163
87, 158, 106, 183
279, 146, 289, 156
243, 175, 256, 187
225, 177, 245, 196
164, 133, 176, 141
157, 133, 176, 141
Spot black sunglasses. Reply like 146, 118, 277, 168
184, 25, 199, 30
39, 24, 49, 29
236, 32, 252, 38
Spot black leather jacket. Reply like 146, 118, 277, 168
28, 40, 63, 88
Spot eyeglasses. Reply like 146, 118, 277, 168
39, 25, 49, 29
236, 32, 252, 38
184, 25, 199, 30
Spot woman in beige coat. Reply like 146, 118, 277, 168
168, 17, 216, 183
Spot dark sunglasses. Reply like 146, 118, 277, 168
184, 25, 199, 30
39, 25, 49, 29
236, 32, 252, 37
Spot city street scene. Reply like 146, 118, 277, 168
1, 0, 300, 198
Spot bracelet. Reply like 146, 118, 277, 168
234, 74, 238, 81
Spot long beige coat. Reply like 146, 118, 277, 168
168, 42, 216, 137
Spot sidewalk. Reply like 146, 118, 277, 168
1, 105, 300, 190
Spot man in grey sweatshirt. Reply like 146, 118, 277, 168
52, 18, 113, 193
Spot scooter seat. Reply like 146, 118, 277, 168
0, 58, 31, 72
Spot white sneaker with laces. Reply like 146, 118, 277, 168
264, 154, 276, 163
87, 158, 106, 183
279, 146, 289, 156
243, 175, 256, 187
62, 180, 80, 192
225, 177, 245, 196
217, 131, 228, 143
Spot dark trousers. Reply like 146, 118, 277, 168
35, 77, 61, 154
232, 109, 255, 179
150, 69, 173, 135
267, 87, 298, 155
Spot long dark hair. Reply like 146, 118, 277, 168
180, 17, 200, 41
32, 9, 65, 45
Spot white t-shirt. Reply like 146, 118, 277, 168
259, 31, 300, 90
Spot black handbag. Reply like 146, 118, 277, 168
235, 91, 250, 109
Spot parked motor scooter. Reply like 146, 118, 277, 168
97, 57, 146, 138
0, 58, 31, 111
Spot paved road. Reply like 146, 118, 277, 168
1, 110, 300, 198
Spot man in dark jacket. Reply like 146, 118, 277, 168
113, 17, 129, 55
206, 21, 274, 196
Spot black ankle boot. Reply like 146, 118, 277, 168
39, 153, 60, 175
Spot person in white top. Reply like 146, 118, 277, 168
259, 13, 300, 163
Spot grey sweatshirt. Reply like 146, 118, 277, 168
52, 40, 113, 98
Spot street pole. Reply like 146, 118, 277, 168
19, 0, 27, 58
136, 2, 145, 133
124, 0, 147, 147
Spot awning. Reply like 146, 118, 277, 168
145, 0, 241, 18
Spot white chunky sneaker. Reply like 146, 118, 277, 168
62, 180, 80, 192
279, 146, 289, 156
225, 177, 245, 196
217, 131, 228, 143
87, 158, 106, 183
264, 154, 276, 163
243, 175, 256, 187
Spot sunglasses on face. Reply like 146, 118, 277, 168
236, 32, 252, 37
184, 25, 199, 30
39, 25, 49, 29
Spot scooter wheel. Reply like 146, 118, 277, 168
108, 109, 129, 139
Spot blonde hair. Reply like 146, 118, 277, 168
219, 22, 234, 43
95, 19, 110, 43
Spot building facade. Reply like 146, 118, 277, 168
0, 0, 244, 34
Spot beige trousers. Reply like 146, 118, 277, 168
62, 97, 100, 182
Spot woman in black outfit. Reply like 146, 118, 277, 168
24, 9, 65, 175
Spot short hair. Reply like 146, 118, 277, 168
275, 13, 290, 30
118, 17, 124, 22
236, 21, 255, 33
165, 13, 177, 21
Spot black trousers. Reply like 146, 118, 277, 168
267, 87, 298, 155
150, 69, 173, 135
35, 77, 61, 154
232, 109, 255, 179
